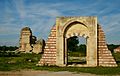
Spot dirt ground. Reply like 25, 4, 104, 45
0, 70, 101, 76
0, 70, 120, 76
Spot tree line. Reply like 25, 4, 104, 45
0, 46, 18, 51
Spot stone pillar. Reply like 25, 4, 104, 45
19, 27, 32, 52
64, 37, 67, 65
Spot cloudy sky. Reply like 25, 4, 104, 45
0, 0, 120, 46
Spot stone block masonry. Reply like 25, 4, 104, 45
19, 27, 43, 54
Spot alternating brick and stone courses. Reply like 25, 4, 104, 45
38, 26, 57, 65
97, 24, 117, 67
38, 16, 117, 67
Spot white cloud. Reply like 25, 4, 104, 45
20, 2, 64, 40
101, 14, 120, 33
0, 26, 19, 35
12, 0, 26, 19
0, 0, 120, 45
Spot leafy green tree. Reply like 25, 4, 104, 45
67, 36, 79, 52
67, 36, 86, 57
107, 44, 120, 53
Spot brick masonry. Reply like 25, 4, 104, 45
38, 24, 117, 67
97, 24, 117, 67
38, 26, 57, 65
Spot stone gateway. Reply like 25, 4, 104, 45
38, 16, 117, 67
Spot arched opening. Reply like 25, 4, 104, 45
67, 36, 87, 65
63, 21, 89, 66
56, 17, 98, 67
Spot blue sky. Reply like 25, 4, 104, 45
0, 0, 120, 46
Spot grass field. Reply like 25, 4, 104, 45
0, 53, 41, 71
0, 52, 120, 75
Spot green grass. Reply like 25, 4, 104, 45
0, 52, 120, 75
113, 53, 120, 66
32, 66, 120, 75
68, 51, 86, 57
68, 51, 86, 64
0, 53, 41, 71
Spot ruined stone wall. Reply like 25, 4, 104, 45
33, 40, 43, 54
97, 24, 117, 67
19, 27, 32, 52
38, 26, 57, 65
19, 27, 43, 54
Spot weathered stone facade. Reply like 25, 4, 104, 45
38, 16, 117, 67
19, 27, 32, 52
19, 27, 43, 54
33, 40, 44, 54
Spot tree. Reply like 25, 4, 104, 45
67, 36, 79, 52
107, 44, 120, 53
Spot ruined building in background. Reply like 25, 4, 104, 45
19, 27, 44, 54
114, 46, 120, 53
